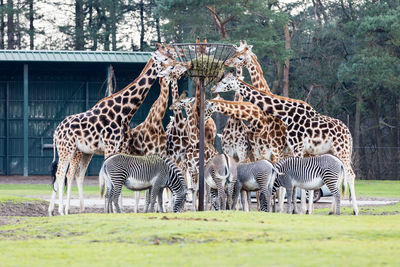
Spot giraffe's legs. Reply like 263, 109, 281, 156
347, 170, 359, 215
74, 153, 93, 213
48, 150, 75, 216
64, 151, 82, 215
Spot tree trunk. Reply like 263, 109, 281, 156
29, 0, 34, 49
16, 0, 21, 49
139, 0, 145, 51
391, 97, 400, 180
283, 23, 292, 97
156, 16, 161, 43
353, 89, 362, 178
7, 0, 15, 49
75, 0, 85, 50
110, 0, 116, 51
272, 62, 282, 93
0, 0, 5, 49
373, 94, 383, 179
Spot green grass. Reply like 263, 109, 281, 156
0, 180, 399, 266
355, 180, 400, 198
0, 194, 43, 203
0, 212, 399, 266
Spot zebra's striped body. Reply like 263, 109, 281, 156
99, 154, 186, 213
232, 160, 279, 212
204, 154, 238, 210
273, 154, 345, 215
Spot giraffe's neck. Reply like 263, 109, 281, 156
92, 58, 160, 124
210, 100, 263, 129
171, 79, 179, 103
249, 54, 271, 94
184, 105, 199, 143
171, 79, 187, 135
236, 80, 317, 124
234, 67, 244, 101
145, 77, 170, 126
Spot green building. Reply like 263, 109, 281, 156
0, 50, 182, 176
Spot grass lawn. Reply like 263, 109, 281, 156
0, 180, 399, 266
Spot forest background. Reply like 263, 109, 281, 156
1, 0, 399, 180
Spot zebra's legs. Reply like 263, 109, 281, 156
104, 184, 113, 213
286, 186, 293, 214
111, 183, 123, 213
300, 189, 307, 214
246, 191, 251, 211
307, 190, 314, 214
149, 185, 161, 213
278, 187, 286, 213
239, 190, 247, 211
134, 191, 140, 213
210, 188, 219, 210
205, 183, 210, 211
157, 189, 164, 213
217, 181, 227, 211
231, 182, 240, 211
144, 189, 151, 213
292, 187, 299, 214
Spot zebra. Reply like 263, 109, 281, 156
232, 160, 281, 212
205, 154, 238, 210
272, 154, 346, 215
99, 154, 187, 213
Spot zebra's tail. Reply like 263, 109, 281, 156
99, 164, 107, 199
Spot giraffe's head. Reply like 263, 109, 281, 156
205, 100, 217, 120
152, 44, 178, 73
169, 91, 188, 110
156, 43, 177, 60
224, 40, 253, 68
169, 96, 194, 111
212, 72, 240, 94
157, 62, 189, 83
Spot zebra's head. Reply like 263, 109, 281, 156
271, 161, 286, 193
165, 158, 187, 212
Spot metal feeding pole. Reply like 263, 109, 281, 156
171, 42, 235, 211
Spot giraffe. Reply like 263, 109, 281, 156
206, 97, 288, 163
212, 72, 359, 215
206, 96, 289, 211
171, 97, 218, 211
49, 44, 177, 216
165, 81, 189, 168
225, 41, 308, 212
123, 62, 188, 213
218, 67, 252, 163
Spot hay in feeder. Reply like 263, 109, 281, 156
190, 55, 225, 77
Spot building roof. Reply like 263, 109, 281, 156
0, 50, 152, 63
